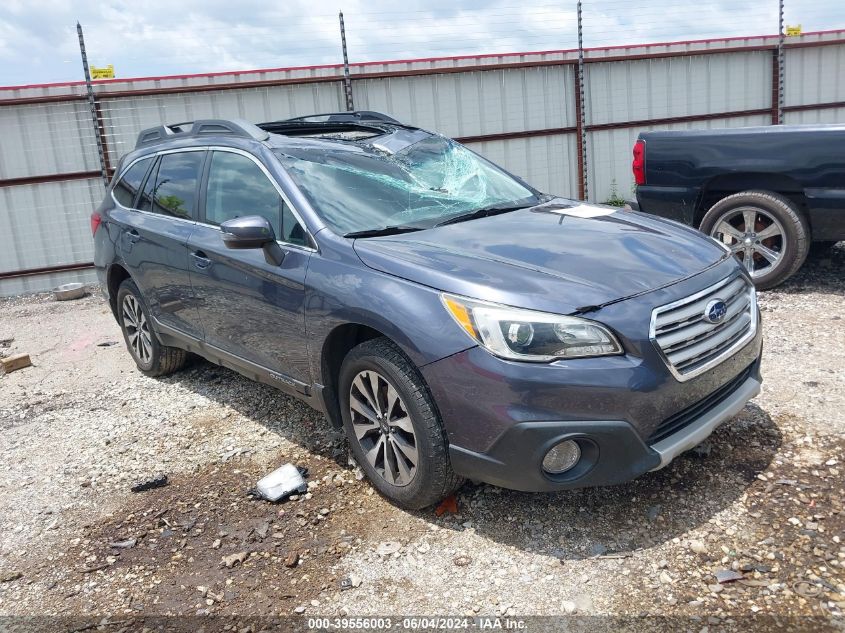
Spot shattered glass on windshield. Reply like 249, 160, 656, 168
274, 134, 537, 235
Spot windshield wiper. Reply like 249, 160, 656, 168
343, 225, 425, 238
434, 203, 536, 227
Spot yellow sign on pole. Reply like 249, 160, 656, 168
785, 25, 802, 37
91, 64, 115, 79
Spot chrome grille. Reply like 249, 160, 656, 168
650, 274, 757, 381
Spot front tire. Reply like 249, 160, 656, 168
116, 279, 188, 377
700, 190, 809, 289
339, 337, 462, 510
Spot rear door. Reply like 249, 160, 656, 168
117, 149, 206, 339
187, 147, 314, 388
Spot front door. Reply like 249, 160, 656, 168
187, 149, 314, 388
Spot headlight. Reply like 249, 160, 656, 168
441, 293, 623, 362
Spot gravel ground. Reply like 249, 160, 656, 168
1, 246, 844, 630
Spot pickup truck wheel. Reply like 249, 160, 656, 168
116, 279, 188, 377
339, 337, 462, 510
701, 190, 809, 289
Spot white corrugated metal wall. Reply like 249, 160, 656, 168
784, 44, 845, 125
0, 102, 101, 178
100, 83, 346, 159
353, 67, 578, 196
585, 51, 775, 203
0, 95, 106, 295
1, 33, 844, 296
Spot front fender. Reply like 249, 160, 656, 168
305, 246, 475, 380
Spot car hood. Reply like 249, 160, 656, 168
352, 200, 729, 315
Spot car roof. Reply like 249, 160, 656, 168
116, 112, 428, 174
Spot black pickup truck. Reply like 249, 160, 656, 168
634, 124, 844, 288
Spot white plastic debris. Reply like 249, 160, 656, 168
255, 463, 307, 502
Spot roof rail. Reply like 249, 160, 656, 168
283, 111, 400, 124
134, 118, 270, 149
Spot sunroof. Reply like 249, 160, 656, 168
294, 129, 381, 141
257, 120, 386, 140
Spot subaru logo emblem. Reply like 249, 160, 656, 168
704, 299, 728, 324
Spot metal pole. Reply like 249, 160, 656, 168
777, 0, 784, 124
77, 22, 109, 185
577, 0, 588, 200
339, 11, 354, 111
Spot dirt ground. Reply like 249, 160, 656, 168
1, 246, 844, 631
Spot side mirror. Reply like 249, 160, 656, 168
220, 215, 285, 266
220, 215, 275, 248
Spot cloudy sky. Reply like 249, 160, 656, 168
1, 0, 843, 86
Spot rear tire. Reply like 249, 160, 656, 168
339, 337, 462, 510
700, 190, 809, 290
116, 279, 188, 377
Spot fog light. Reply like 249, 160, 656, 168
542, 440, 581, 474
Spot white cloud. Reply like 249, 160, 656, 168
0, 0, 842, 86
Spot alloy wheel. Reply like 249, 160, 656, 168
122, 294, 153, 364
710, 206, 786, 278
348, 370, 418, 487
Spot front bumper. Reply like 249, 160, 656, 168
422, 307, 763, 492
448, 366, 759, 491
649, 369, 760, 470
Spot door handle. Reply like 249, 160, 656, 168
191, 250, 212, 269
125, 229, 141, 244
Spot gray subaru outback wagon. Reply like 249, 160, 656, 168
93, 112, 762, 509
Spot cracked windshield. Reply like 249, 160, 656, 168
275, 135, 538, 235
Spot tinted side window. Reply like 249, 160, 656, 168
113, 157, 152, 208
138, 158, 159, 213
281, 205, 307, 246
150, 152, 204, 220
205, 151, 307, 246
